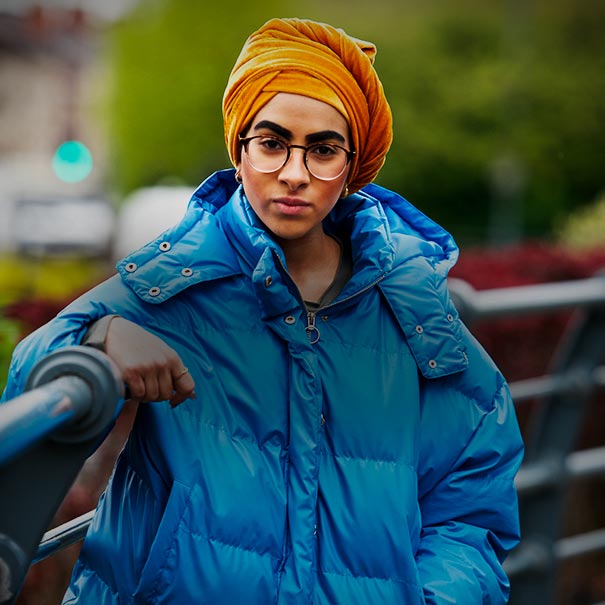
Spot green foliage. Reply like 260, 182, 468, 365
557, 192, 605, 250
107, 0, 287, 194
373, 1, 605, 242
450, 240, 605, 380
0, 254, 111, 391
0, 254, 110, 305
105, 0, 605, 243
0, 315, 20, 393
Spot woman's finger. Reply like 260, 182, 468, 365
142, 373, 160, 402
157, 366, 175, 401
122, 370, 145, 401
170, 367, 196, 407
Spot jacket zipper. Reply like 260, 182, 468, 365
306, 311, 320, 344
304, 273, 388, 345
274, 251, 389, 346
331, 272, 388, 308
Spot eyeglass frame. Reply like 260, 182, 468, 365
238, 134, 356, 181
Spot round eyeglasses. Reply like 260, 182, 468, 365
239, 135, 355, 181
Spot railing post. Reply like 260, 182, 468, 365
0, 346, 124, 605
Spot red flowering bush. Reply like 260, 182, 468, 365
451, 242, 605, 382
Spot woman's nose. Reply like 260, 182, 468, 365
278, 148, 311, 188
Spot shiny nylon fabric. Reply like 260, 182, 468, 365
222, 18, 393, 193
2, 171, 523, 604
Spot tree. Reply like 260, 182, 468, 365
106, 0, 285, 193
105, 0, 605, 243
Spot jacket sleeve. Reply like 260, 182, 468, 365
1, 275, 139, 403
415, 359, 524, 604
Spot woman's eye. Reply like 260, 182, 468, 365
259, 137, 286, 152
310, 144, 337, 159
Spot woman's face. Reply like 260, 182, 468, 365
237, 93, 351, 245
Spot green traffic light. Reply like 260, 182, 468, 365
52, 140, 93, 183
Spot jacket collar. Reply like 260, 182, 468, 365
218, 180, 396, 304
217, 180, 467, 378
116, 170, 242, 304
359, 183, 468, 378
117, 170, 467, 378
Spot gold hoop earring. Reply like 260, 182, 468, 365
341, 184, 349, 198
235, 171, 243, 184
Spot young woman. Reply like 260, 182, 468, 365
3, 18, 523, 605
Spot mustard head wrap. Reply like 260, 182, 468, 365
222, 18, 393, 194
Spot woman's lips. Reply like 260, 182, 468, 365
273, 197, 311, 215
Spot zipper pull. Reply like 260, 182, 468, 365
306, 311, 321, 344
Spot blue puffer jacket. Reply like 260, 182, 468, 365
3, 169, 523, 605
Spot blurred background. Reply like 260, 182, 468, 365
0, 0, 604, 603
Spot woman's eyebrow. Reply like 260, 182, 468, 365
253, 120, 292, 139
305, 130, 346, 145
253, 121, 346, 145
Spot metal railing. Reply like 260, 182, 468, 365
0, 347, 124, 605
449, 274, 605, 605
2, 274, 605, 604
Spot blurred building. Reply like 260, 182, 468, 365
0, 2, 136, 257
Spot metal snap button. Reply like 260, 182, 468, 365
428, 359, 437, 369
447, 313, 454, 322
159, 242, 171, 252
149, 286, 161, 297
415, 325, 424, 334
284, 315, 296, 325
125, 262, 137, 273
181, 268, 193, 277
265, 276, 273, 287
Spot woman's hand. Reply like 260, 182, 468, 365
105, 317, 196, 407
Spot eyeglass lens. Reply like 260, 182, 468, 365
244, 136, 349, 181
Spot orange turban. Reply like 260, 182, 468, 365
222, 18, 393, 194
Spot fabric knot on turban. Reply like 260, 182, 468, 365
222, 18, 393, 194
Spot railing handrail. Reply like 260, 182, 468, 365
448, 273, 605, 321
509, 366, 605, 403
34, 510, 95, 564
515, 446, 605, 496
0, 347, 124, 605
